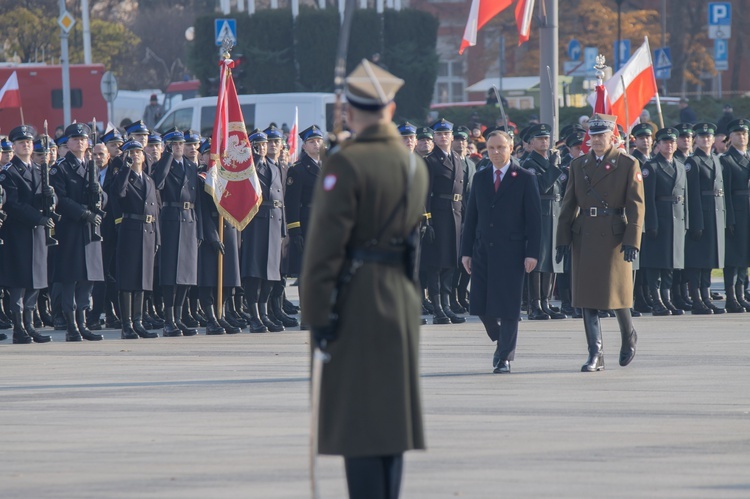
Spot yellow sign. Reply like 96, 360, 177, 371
58, 12, 75, 33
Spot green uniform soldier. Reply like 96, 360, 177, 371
301, 59, 427, 499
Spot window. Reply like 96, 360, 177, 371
155, 108, 193, 134
51, 89, 83, 109
198, 104, 255, 137
434, 60, 466, 103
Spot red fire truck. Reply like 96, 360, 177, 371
0, 63, 107, 136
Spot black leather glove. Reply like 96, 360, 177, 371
422, 225, 436, 244
312, 324, 337, 349
164, 143, 173, 155
646, 229, 658, 240
621, 245, 639, 263
689, 229, 703, 240
124, 155, 133, 168
292, 234, 304, 254
43, 185, 55, 197
727, 224, 735, 238
197, 239, 203, 248
81, 210, 102, 226
555, 245, 570, 264
40, 216, 55, 229
210, 239, 225, 255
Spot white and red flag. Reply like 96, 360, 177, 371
581, 83, 612, 154
205, 58, 262, 231
288, 106, 299, 164
0, 71, 21, 109
460, 0, 536, 54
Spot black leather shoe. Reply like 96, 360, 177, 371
581, 353, 604, 372
66, 332, 83, 342
54, 315, 68, 331
134, 322, 158, 338
493, 360, 510, 374
87, 321, 103, 331
162, 322, 182, 337
630, 308, 642, 317
205, 319, 226, 335
218, 318, 241, 334
0, 332, 7, 341
105, 317, 122, 329
29, 331, 52, 343
282, 298, 299, 315
619, 329, 637, 367
176, 320, 198, 336
121, 327, 139, 339
13, 331, 33, 344
248, 317, 268, 333
81, 330, 104, 341
528, 301, 550, 320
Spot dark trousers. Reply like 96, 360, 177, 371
479, 315, 519, 362
687, 268, 712, 289
90, 242, 117, 322
51, 282, 63, 317
162, 285, 189, 309
9, 288, 40, 315
426, 267, 454, 297
243, 277, 275, 304
723, 266, 748, 288
645, 268, 673, 290
60, 281, 94, 312
344, 453, 404, 499
198, 286, 232, 313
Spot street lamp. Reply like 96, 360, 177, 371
615, 0, 624, 70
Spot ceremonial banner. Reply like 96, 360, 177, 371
288, 106, 299, 164
0, 71, 21, 109
515, 0, 536, 45
205, 59, 262, 231
460, 0, 535, 54
581, 83, 611, 154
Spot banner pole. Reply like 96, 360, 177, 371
217, 215, 224, 319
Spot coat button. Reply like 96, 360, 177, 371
489, 223, 494, 227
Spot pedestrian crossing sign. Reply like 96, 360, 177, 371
215, 19, 237, 46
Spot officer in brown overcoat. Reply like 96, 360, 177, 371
301, 60, 427, 499
556, 114, 645, 372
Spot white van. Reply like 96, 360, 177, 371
153, 92, 338, 137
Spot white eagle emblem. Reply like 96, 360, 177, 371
224, 134, 252, 165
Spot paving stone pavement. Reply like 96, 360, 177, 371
1, 297, 749, 498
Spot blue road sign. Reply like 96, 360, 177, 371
708, 2, 731, 39
614, 40, 631, 70
714, 39, 729, 71
568, 39, 582, 61
584, 47, 598, 75
215, 18, 237, 46
654, 47, 672, 80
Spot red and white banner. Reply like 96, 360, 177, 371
288, 106, 299, 164
515, 0, 536, 45
460, 0, 535, 54
581, 84, 612, 154
205, 59, 262, 231
587, 39, 658, 132
0, 71, 21, 109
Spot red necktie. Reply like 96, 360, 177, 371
494, 169, 502, 192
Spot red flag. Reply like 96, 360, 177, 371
288, 106, 299, 164
205, 59, 262, 231
459, 0, 514, 55
515, 0, 536, 45
0, 71, 21, 109
581, 84, 611, 155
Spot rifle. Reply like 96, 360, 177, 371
41, 121, 62, 246
0, 184, 7, 245
87, 118, 105, 242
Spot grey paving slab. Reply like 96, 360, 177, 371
1, 303, 749, 498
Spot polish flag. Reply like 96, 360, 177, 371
581, 83, 611, 154
0, 71, 21, 109
288, 106, 299, 164
515, 0, 535, 45
459, 0, 514, 55
587, 39, 657, 132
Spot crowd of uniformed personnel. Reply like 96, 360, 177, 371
1, 106, 749, 344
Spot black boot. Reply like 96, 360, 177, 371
527, 274, 550, 320
218, 313, 241, 334
660, 289, 684, 316
724, 285, 745, 313
541, 273, 566, 319
681, 282, 693, 308
671, 282, 692, 311
735, 284, 750, 312
422, 297, 435, 315
12, 311, 32, 344
65, 311, 82, 342
581, 308, 604, 372
449, 291, 466, 314
690, 286, 712, 315
77, 310, 103, 340
559, 288, 576, 317
282, 296, 299, 315
175, 306, 198, 336
162, 307, 182, 337
144, 296, 163, 328
457, 286, 470, 311
633, 285, 652, 313
430, 295, 451, 325
133, 292, 158, 338
119, 292, 138, 339
649, 287, 670, 316
701, 287, 725, 314
54, 312, 68, 330
0, 292, 12, 329
270, 294, 299, 327
259, 302, 284, 332
614, 308, 637, 367
181, 303, 200, 328
105, 301, 122, 329
246, 302, 268, 333
24, 309, 51, 343
442, 293, 466, 324
33, 308, 43, 328
204, 305, 226, 335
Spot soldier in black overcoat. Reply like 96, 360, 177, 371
151, 127, 203, 337
684, 123, 726, 315
421, 119, 466, 325
720, 119, 750, 313
639, 128, 689, 316
521, 123, 565, 320
0, 125, 55, 343
630, 123, 655, 313
50, 123, 106, 342
449, 126, 476, 314
241, 131, 286, 333
670, 123, 697, 311
110, 140, 160, 339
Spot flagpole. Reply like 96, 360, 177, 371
217, 215, 224, 319
644, 36, 665, 129
19, 107, 24, 125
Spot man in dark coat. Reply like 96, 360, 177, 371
684, 123, 726, 314
720, 118, 750, 313
110, 139, 160, 339
450, 125, 476, 314
556, 114, 645, 372
630, 123, 655, 313
639, 128, 689, 316
301, 59, 426, 499
151, 127, 202, 337
461, 130, 541, 373
521, 123, 565, 320
241, 131, 286, 333
670, 123, 697, 310
50, 123, 106, 342
0, 125, 55, 343
421, 118, 466, 325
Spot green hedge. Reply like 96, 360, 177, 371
188, 8, 439, 120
